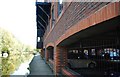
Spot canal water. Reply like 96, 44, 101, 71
1, 53, 33, 77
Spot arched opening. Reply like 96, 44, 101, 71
47, 46, 54, 60
57, 16, 120, 76
46, 46, 54, 70
65, 28, 120, 77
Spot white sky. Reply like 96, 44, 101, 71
0, 0, 37, 48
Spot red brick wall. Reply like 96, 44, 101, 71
54, 46, 61, 74
56, 2, 120, 45
46, 49, 49, 61
44, 2, 120, 75
54, 46, 67, 75
44, 2, 120, 47
62, 68, 79, 77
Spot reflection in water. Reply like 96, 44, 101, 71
2, 53, 32, 77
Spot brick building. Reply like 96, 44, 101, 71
36, 1, 120, 76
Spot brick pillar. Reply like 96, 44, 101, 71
54, 46, 67, 75
45, 48, 49, 62
61, 47, 67, 67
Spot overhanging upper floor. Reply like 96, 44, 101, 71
36, 2, 51, 49
43, 2, 120, 47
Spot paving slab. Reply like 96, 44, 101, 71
28, 53, 54, 77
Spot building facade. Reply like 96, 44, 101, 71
36, 1, 120, 76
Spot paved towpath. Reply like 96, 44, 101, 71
28, 53, 54, 77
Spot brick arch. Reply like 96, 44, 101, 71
46, 42, 54, 48
55, 2, 120, 46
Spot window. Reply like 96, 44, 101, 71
51, 8, 55, 29
58, 0, 63, 16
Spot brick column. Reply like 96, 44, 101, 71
54, 46, 67, 75
45, 48, 49, 62
61, 47, 67, 67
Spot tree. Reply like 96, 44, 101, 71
0, 28, 14, 54
0, 27, 34, 75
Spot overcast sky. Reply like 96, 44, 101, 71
0, 0, 37, 48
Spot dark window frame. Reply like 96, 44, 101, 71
51, 7, 55, 29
